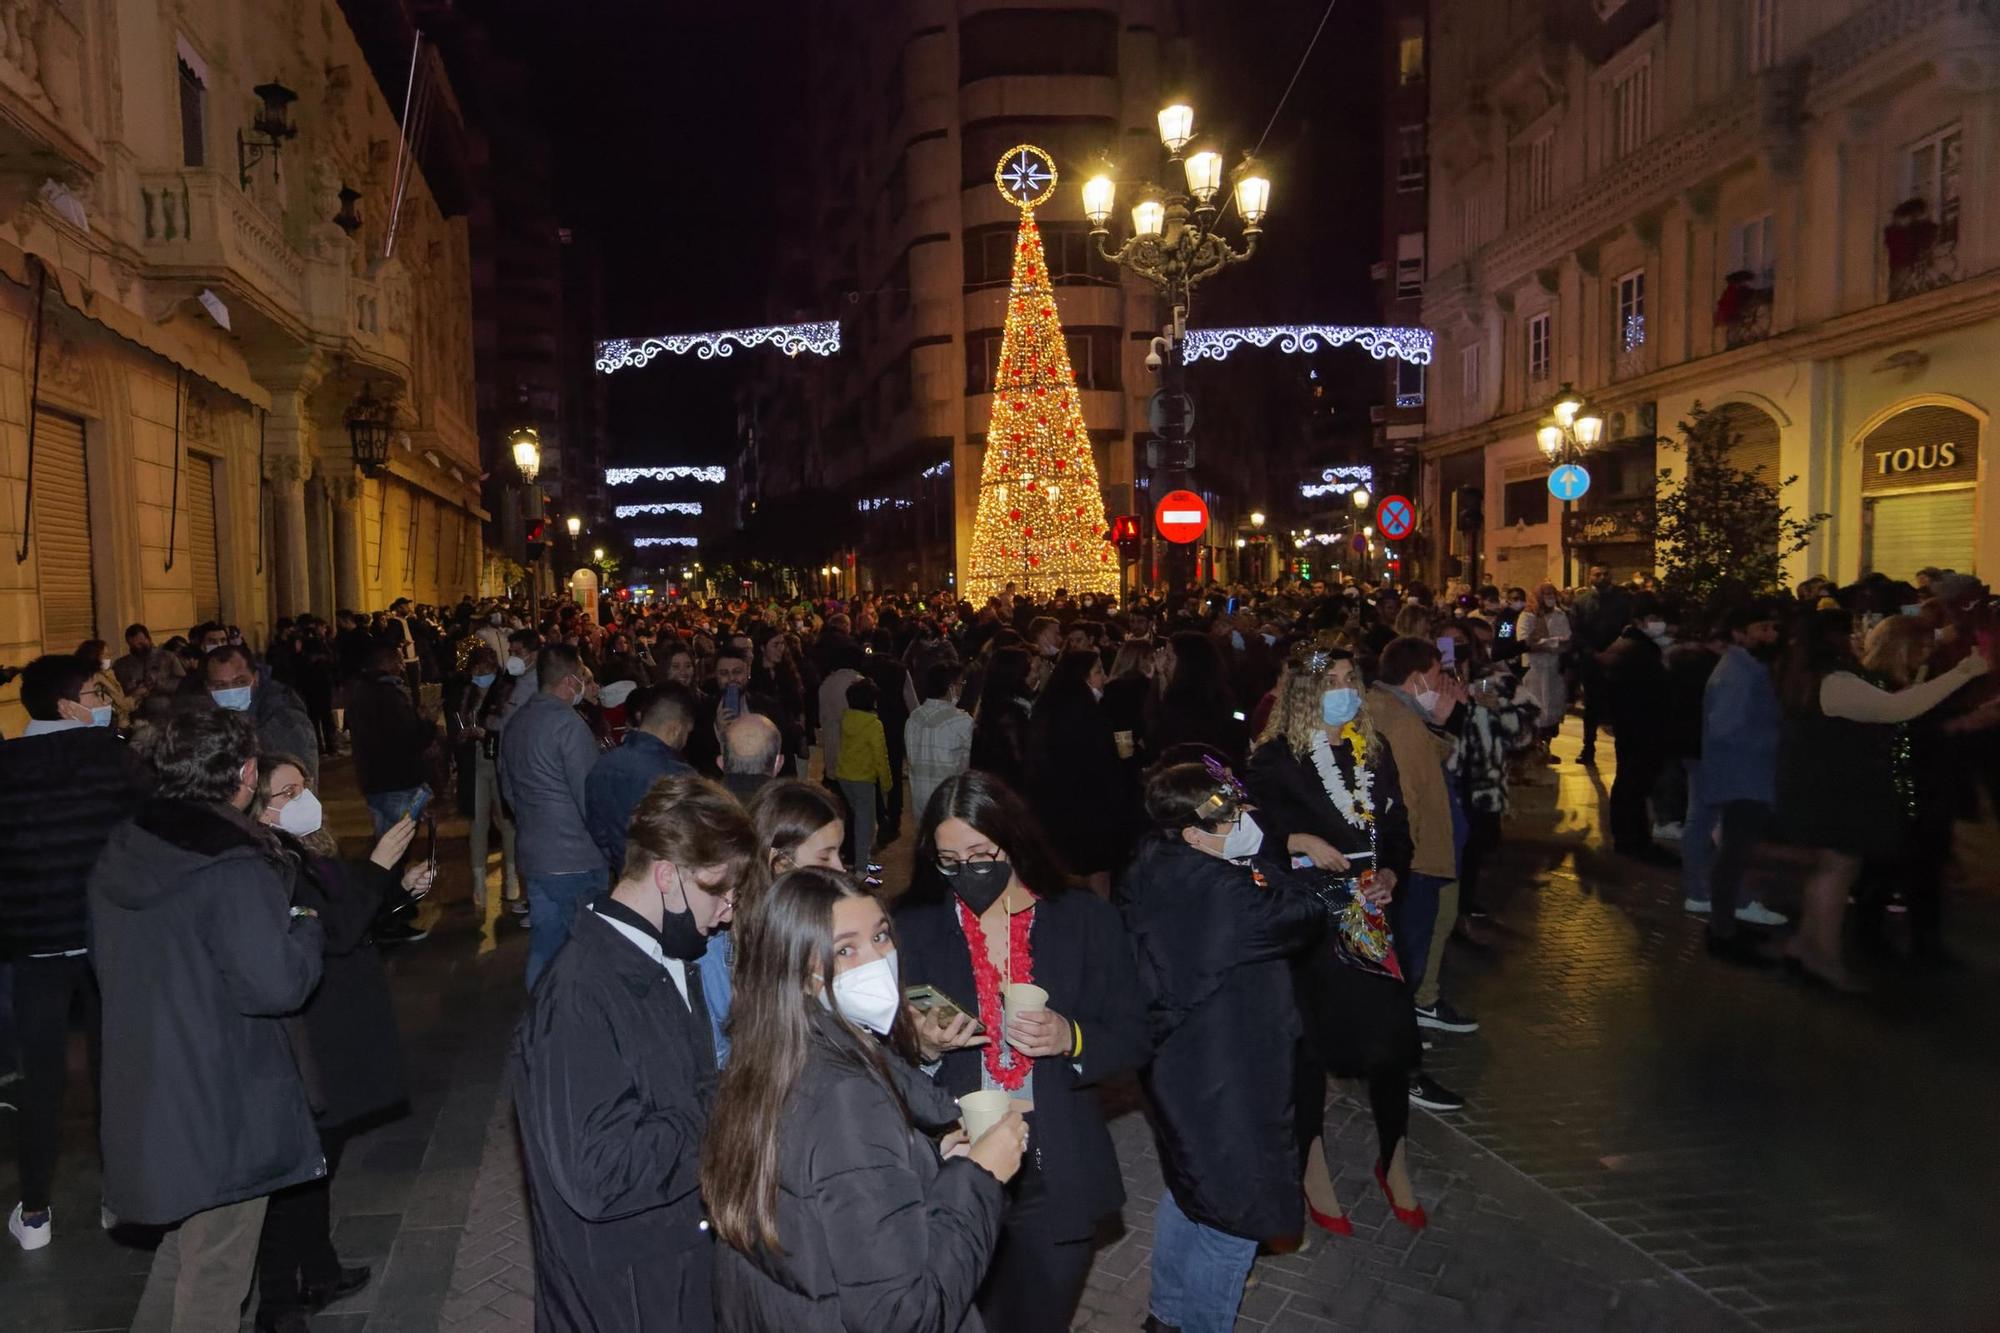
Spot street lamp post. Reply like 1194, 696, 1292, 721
1535, 383, 1605, 587
508, 427, 543, 600
1082, 104, 1269, 592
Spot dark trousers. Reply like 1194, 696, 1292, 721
1609, 733, 1665, 851
256, 1127, 354, 1312
882, 736, 908, 835
977, 1186, 1094, 1333
1708, 800, 1771, 939
1580, 660, 1607, 756
1390, 872, 1449, 994
10, 954, 101, 1211
1459, 809, 1503, 917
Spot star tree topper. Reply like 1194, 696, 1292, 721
965, 145, 1118, 601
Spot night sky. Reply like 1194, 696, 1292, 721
480, 0, 1382, 467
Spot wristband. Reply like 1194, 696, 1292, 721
1069, 1019, 1084, 1061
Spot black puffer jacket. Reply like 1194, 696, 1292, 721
0, 726, 151, 958
89, 798, 325, 1226
714, 1012, 1004, 1333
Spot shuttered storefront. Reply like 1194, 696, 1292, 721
1859, 405, 1980, 579
187, 453, 222, 624
31, 410, 94, 650
1865, 490, 1976, 581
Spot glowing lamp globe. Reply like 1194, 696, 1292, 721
1157, 103, 1194, 154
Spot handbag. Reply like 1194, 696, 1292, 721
1305, 870, 1404, 982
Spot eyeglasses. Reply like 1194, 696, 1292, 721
935, 849, 1005, 872
79, 684, 113, 704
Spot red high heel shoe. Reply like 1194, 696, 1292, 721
1374, 1160, 1427, 1230
1303, 1189, 1353, 1236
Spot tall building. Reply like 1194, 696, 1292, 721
756, 0, 1180, 593
1376, 0, 1433, 563
0, 0, 481, 732
1417, 0, 1998, 592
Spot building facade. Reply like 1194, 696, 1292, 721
757, 0, 1176, 593
0, 0, 479, 731
1417, 0, 1999, 593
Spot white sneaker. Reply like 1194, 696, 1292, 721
8, 1202, 51, 1251
1735, 901, 1789, 927
1683, 897, 1712, 915
1653, 822, 1685, 841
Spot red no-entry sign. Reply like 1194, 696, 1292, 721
1376, 494, 1416, 541
1154, 490, 1210, 545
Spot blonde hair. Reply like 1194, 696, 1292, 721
1256, 637, 1377, 760
253, 752, 338, 858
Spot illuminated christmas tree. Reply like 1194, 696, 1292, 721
965, 144, 1119, 602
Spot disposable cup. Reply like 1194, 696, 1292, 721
1114, 730, 1135, 759
958, 1089, 1011, 1141
1003, 983, 1049, 1017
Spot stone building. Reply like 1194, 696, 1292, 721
0, 0, 479, 731
752, 0, 1177, 593
1416, 0, 1998, 591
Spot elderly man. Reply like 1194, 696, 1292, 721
203, 645, 319, 782
718, 711, 783, 803
585, 685, 696, 873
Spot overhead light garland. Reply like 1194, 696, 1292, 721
1299, 464, 1374, 499
1183, 324, 1433, 365
857, 497, 916, 512
965, 145, 1117, 601
595, 321, 842, 374
633, 536, 699, 548
604, 466, 727, 486
614, 502, 704, 517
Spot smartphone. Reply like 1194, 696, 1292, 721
1437, 635, 1458, 667
904, 984, 985, 1035
402, 784, 434, 824
723, 683, 743, 715
1232, 710, 1247, 722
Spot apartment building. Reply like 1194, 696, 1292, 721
1418, 0, 1997, 591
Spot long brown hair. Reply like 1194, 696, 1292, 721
700, 867, 920, 1255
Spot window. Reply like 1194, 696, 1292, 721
1617, 269, 1646, 350
966, 328, 1004, 394
1395, 124, 1426, 191
1065, 326, 1123, 391
1730, 213, 1774, 283
1609, 56, 1652, 159
1396, 358, 1425, 408
1397, 17, 1425, 85
1527, 312, 1551, 383
1461, 343, 1481, 406
1526, 131, 1554, 213
1395, 232, 1425, 298
1503, 476, 1550, 527
960, 9, 1118, 82
1748, 0, 1779, 72
1905, 125, 1963, 243
178, 58, 205, 167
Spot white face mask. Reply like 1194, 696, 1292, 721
99, 657, 112, 672
1089, 685, 1103, 701
276, 788, 324, 837
505, 655, 527, 677
822, 949, 901, 1036
1218, 812, 1264, 861
1415, 687, 1441, 714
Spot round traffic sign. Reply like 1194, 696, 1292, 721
1376, 494, 1416, 542
1154, 489, 1210, 545
1548, 463, 1592, 502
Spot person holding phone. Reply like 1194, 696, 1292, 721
897, 773, 1149, 1333
248, 755, 430, 1331
705, 867, 1023, 1331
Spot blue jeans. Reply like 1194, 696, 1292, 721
365, 788, 426, 840
525, 869, 608, 990
1681, 758, 1717, 905
837, 779, 878, 871
1150, 1187, 1257, 1333
1392, 871, 1451, 996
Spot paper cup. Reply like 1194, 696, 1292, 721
1114, 730, 1135, 759
958, 1089, 1011, 1141
1003, 983, 1049, 1017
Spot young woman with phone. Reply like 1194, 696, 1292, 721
705, 867, 1025, 1331
897, 772, 1150, 1333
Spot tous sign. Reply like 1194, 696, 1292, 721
1873, 442, 1959, 476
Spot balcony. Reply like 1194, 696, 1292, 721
0, 0, 100, 182
1715, 277, 1774, 348
138, 170, 306, 329
1884, 207, 1958, 302
1612, 316, 1654, 381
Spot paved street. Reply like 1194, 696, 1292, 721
4, 722, 1999, 1331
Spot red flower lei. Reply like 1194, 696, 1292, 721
956, 895, 1037, 1091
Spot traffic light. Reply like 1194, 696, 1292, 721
1109, 513, 1141, 555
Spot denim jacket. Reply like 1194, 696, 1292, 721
1701, 645, 1779, 805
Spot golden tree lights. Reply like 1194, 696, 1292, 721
967, 145, 1118, 602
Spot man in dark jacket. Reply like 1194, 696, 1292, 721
344, 643, 437, 837
501, 644, 608, 988
1570, 565, 1632, 764
203, 645, 320, 782
1599, 598, 1676, 865
90, 708, 324, 1327
512, 776, 755, 1332
0, 655, 150, 1251
584, 684, 695, 871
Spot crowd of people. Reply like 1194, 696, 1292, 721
0, 558, 1994, 1331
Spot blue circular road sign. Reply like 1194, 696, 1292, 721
1548, 464, 1592, 502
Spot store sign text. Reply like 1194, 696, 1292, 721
1873, 442, 1959, 476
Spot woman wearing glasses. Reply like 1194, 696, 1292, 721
896, 772, 1149, 1333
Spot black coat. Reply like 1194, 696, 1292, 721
0, 726, 151, 958
512, 905, 718, 1332
283, 842, 407, 1133
968, 699, 1031, 791
89, 799, 326, 1225
1119, 836, 1322, 1239
1024, 692, 1135, 876
893, 888, 1149, 1242
714, 1012, 1005, 1333
346, 671, 436, 795
1245, 736, 1415, 887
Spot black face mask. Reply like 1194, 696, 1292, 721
656, 900, 709, 961
942, 859, 1012, 914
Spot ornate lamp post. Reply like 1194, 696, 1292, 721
1535, 383, 1605, 587
1082, 103, 1269, 590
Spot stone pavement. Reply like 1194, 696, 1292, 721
6, 725, 2000, 1331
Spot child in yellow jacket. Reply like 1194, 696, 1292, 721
832, 677, 893, 882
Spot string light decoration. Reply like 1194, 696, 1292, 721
1182, 324, 1433, 365
604, 466, 727, 486
1299, 464, 1374, 499
965, 145, 1118, 602
595, 321, 841, 373
613, 502, 704, 517
633, 536, 699, 548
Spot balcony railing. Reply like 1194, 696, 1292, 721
1716, 283, 1774, 348
1885, 215, 1958, 301
1612, 315, 1652, 380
